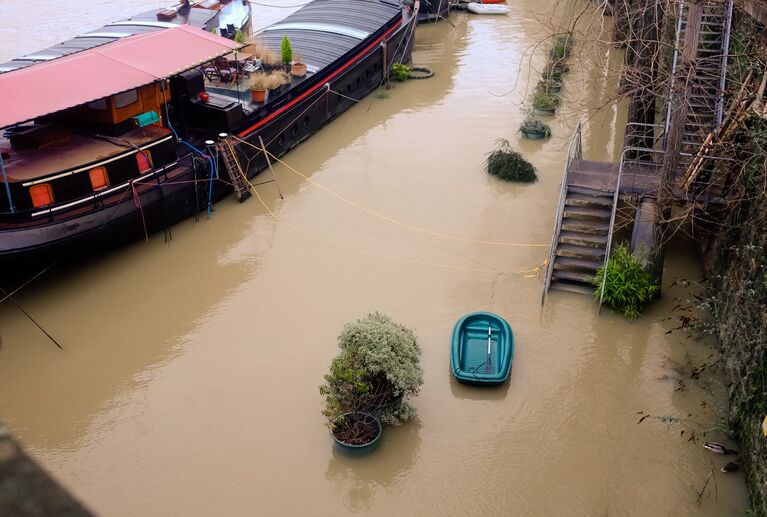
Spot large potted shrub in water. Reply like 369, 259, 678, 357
320, 312, 423, 452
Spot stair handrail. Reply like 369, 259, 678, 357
663, 0, 686, 150
541, 121, 582, 305
597, 144, 662, 312
715, 0, 734, 125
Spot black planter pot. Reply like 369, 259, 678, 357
331, 412, 382, 455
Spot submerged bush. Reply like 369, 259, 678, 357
593, 244, 659, 319
484, 139, 537, 182
390, 63, 410, 82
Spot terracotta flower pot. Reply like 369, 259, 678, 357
291, 62, 307, 77
250, 88, 266, 103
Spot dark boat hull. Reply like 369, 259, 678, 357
0, 9, 416, 265
418, 0, 450, 23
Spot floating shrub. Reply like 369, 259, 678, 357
390, 63, 410, 82
593, 244, 659, 319
484, 139, 537, 182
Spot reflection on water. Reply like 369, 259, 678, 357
0, 0, 749, 515
325, 419, 422, 512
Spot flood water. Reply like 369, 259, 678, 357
0, 1, 750, 515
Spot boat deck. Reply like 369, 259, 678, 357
2, 126, 170, 182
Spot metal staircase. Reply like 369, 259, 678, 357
218, 137, 251, 202
668, 0, 733, 189
542, 123, 617, 300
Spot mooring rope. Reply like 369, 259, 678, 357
229, 135, 548, 248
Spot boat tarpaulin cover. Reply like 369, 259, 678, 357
0, 24, 242, 128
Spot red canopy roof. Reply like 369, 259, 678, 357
0, 24, 242, 128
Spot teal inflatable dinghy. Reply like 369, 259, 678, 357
451, 312, 513, 385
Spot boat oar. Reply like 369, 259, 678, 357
485, 325, 492, 373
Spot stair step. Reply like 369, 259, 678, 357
549, 280, 595, 295
554, 256, 603, 271
559, 231, 608, 248
565, 192, 614, 207
552, 269, 597, 284
556, 243, 607, 260
561, 217, 609, 234
567, 185, 615, 197
563, 206, 611, 220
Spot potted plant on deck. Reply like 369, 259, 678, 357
281, 34, 293, 73
519, 118, 552, 139
291, 54, 307, 77
320, 312, 423, 452
266, 71, 291, 98
532, 90, 560, 115
249, 73, 270, 103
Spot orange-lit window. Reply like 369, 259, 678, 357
89, 167, 109, 191
29, 184, 54, 208
136, 150, 153, 174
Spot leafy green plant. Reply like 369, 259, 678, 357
484, 139, 537, 182
281, 34, 293, 65
593, 244, 660, 319
390, 63, 410, 82
519, 118, 551, 137
532, 91, 560, 112
320, 312, 423, 426
235, 29, 245, 44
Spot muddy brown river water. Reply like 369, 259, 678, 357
0, 1, 751, 515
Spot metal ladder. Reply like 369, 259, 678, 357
666, 0, 733, 189
217, 137, 251, 202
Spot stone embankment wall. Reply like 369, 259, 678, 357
701, 5, 767, 511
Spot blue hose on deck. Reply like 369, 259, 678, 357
166, 115, 216, 219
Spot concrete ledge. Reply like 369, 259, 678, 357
0, 424, 93, 516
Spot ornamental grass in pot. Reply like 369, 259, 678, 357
519, 118, 552, 139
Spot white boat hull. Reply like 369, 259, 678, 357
467, 3, 510, 14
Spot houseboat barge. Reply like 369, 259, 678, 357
0, 0, 417, 264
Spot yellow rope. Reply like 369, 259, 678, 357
230, 135, 550, 248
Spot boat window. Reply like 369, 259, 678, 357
136, 150, 153, 174
89, 166, 109, 191
29, 184, 54, 208
114, 89, 139, 109
87, 99, 108, 111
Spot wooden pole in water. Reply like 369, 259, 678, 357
258, 136, 283, 200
